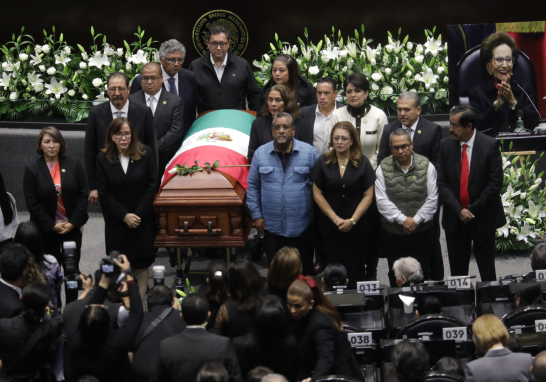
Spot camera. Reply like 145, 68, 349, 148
100, 250, 125, 275
153, 266, 165, 286
65, 274, 92, 291
63, 241, 83, 290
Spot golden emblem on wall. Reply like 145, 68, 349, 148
193, 10, 249, 56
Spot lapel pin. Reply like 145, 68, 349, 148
62, 169, 66, 172
232, 73, 236, 77
418, 130, 422, 134
163, 101, 167, 104
131, 160, 134, 163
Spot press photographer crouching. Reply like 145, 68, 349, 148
131, 285, 186, 382
67, 254, 143, 382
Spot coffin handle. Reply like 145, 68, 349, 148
184, 221, 189, 234
207, 221, 213, 234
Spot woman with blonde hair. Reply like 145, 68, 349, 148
311, 121, 375, 287
465, 314, 532, 382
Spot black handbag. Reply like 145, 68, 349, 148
250, 233, 264, 261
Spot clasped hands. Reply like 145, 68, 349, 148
124, 213, 141, 228
459, 208, 475, 223
403, 217, 419, 235
334, 216, 353, 233
53, 221, 75, 235
493, 74, 517, 110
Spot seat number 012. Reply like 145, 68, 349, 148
348, 332, 373, 347
442, 327, 468, 342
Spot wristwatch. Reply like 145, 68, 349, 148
510, 101, 517, 111
351, 218, 356, 226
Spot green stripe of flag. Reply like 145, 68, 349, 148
185, 110, 256, 138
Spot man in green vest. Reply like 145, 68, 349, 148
375, 128, 439, 287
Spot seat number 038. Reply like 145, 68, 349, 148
348, 332, 373, 347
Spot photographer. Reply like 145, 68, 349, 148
132, 285, 186, 381
67, 255, 143, 382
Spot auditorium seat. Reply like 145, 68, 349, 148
314, 375, 363, 382
395, 314, 467, 340
424, 371, 465, 382
502, 305, 546, 334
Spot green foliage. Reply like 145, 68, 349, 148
172, 160, 221, 176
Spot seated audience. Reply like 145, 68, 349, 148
13, 221, 63, 313
245, 367, 273, 382
393, 257, 424, 287
157, 294, 242, 382
391, 341, 429, 382
0, 244, 27, 318
266, 247, 302, 314
0, 171, 18, 251
506, 332, 522, 353
415, 295, 442, 317
77, 377, 100, 382
515, 279, 543, 307
465, 314, 532, 382
262, 375, 288, 382
287, 278, 363, 380
525, 244, 546, 279
132, 285, 186, 382
532, 350, 546, 382
205, 260, 229, 332
0, 282, 63, 382
68, 255, 144, 382
432, 356, 464, 377
215, 259, 266, 338
198, 362, 229, 382
322, 263, 348, 291
233, 301, 299, 381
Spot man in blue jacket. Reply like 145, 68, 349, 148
247, 112, 319, 274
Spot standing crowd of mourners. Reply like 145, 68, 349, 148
0, 27, 523, 382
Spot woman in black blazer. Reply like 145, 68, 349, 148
23, 126, 88, 304
256, 54, 317, 113
248, 84, 312, 163
96, 117, 157, 302
287, 278, 364, 381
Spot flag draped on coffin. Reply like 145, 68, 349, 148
161, 110, 256, 189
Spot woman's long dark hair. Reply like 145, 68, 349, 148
205, 260, 229, 306
228, 259, 266, 314
271, 54, 298, 92
515, 279, 543, 307
101, 117, 146, 163
22, 282, 51, 325
14, 221, 52, 267
0, 171, 15, 226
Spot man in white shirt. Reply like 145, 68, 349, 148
375, 128, 438, 286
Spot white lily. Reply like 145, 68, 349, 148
504, 202, 523, 219
424, 37, 443, 57
301, 45, 313, 61
54, 52, 71, 66
0, 72, 11, 90
346, 42, 357, 59
501, 186, 512, 207
88, 52, 110, 69
527, 200, 544, 220
27, 71, 43, 87
93, 91, 108, 106
282, 46, 292, 55
366, 46, 379, 61
44, 78, 67, 99
30, 53, 43, 66
128, 50, 148, 65
321, 46, 339, 62
516, 221, 536, 243
497, 222, 511, 238
419, 68, 439, 87
502, 156, 511, 170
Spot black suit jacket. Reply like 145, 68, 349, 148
84, 100, 157, 191
23, 155, 89, 233
157, 327, 242, 382
131, 68, 198, 138
129, 90, 184, 173
256, 75, 318, 115
300, 101, 343, 126
131, 306, 186, 380
0, 282, 22, 319
377, 117, 443, 167
436, 131, 506, 234
188, 51, 260, 114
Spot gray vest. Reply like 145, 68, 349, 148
380, 152, 432, 235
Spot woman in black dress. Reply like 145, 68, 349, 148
96, 117, 157, 303
247, 84, 312, 162
311, 121, 375, 288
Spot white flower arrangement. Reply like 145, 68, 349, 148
253, 26, 449, 115
496, 140, 546, 252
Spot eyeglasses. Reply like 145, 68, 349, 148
107, 87, 127, 92
490, 56, 515, 65
164, 58, 184, 64
142, 76, 160, 83
391, 144, 410, 152
113, 132, 132, 139
209, 41, 229, 48
333, 136, 350, 142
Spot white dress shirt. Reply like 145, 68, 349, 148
110, 100, 129, 119
120, 157, 129, 174
460, 129, 476, 170
145, 88, 162, 115
210, 53, 228, 82
313, 104, 338, 154
0, 278, 21, 296
162, 67, 179, 96
402, 117, 419, 141
0, 193, 18, 242
375, 155, 438, 225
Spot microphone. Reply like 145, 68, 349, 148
513, 80, 543, 122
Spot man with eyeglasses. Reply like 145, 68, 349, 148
375, 128, 438, 286
188, 25, 260, 114
129, 62, 184, 181
85, 72, 157, 205
130, 39, 198, 138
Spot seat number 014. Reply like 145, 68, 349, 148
348, 332, 373, 347
446, 276, 471, 290
442, 327, 468, 342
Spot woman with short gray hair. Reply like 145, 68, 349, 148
393, 257, 423, 287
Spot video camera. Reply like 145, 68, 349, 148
63, 241, 90, 290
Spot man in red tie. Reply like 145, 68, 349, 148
437, 105, 506, 281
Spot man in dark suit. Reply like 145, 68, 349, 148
188, 25, 260, 114
129, 63, 184, 180
437, 104, 505, 281
132, 285, 186, 381
0, 244, 27, 319
377, 92, 444, 280
130, 39, 197, 138
157, 294, 242, 382
85, 72, 157, 205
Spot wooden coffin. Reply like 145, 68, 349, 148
154, 170, 252, 247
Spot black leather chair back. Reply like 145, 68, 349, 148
314, 375, 363, 382
395, 314, 467, 340
457, 45, 537, 105
425, 371, 465, 382
502, 305, 546, 333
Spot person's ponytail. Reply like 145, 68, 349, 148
21, 282, 51, 325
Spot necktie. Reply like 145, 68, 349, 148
168, 77, 177, 96
114, 111, 123, 119
147, 95, 155, 115
460, 143, 470, 208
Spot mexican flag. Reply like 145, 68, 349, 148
161, 110, 256, 189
